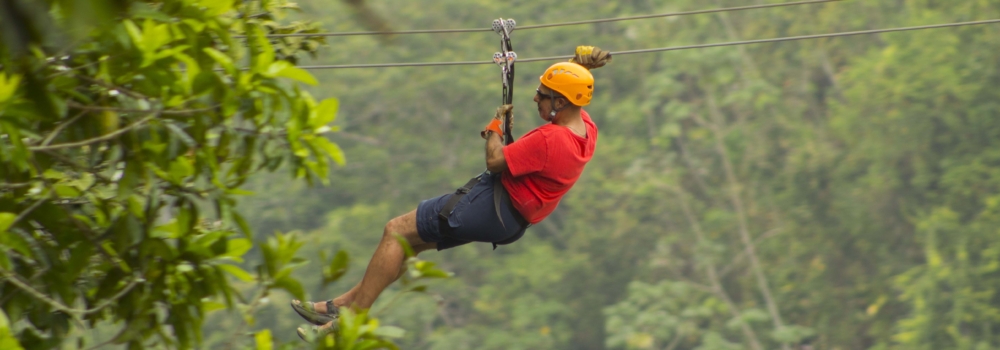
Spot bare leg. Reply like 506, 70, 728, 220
323, 241, 436, 313
319, 209, 434, 311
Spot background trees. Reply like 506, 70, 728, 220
3, 0, 1000, 349
237, 0, 1000, 349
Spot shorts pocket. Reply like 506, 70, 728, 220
447, 180, 492, 227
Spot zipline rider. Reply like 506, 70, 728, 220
290, 46, 612, 337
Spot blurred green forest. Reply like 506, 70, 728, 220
208, 0, 1000, 349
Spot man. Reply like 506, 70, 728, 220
291, 47, 611, 337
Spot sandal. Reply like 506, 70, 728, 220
290, 299, 339, 326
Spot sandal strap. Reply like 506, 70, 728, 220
325, 300, 337, 316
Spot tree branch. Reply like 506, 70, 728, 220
39, 149, 114, 181
0, 269, 142, 316
672, 186, 763, 350
718, 227, 784, 277
41, 110, 89, 146
663, 329, 687, 350
30, 113, 159, 151
0, 181, 35, 190
27, 159, 120, 267
705, 90, 788, 348
10, 196, 48, 229
66, 101, 217, 115
73, 74, 146, 100
223, 283, 270, 350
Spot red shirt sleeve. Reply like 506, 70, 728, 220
502, 128, 548, 177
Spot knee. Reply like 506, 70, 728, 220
382, 216, 422, 248
382, 220, 400, 240
382, 217, 409, 242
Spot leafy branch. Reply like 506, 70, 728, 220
29, 112, 159, 151
0, 269, 143, 316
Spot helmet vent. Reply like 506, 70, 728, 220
576, 93, 583, 100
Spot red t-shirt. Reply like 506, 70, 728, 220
501, 110, 598, 224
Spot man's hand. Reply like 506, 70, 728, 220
481, 104, 513, 139
484, 104, 512, 172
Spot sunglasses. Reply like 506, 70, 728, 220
535, 88, 562, 100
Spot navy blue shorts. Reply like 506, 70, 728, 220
416, 173, 529, 250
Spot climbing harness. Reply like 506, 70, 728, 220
490, 18, 517, 229
438, 18, 528, 248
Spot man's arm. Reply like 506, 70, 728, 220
485, 131, 507, 173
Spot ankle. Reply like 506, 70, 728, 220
331, 298, 350, 309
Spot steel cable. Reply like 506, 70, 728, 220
291, 19, 1000, 70
240, 0, 841, 38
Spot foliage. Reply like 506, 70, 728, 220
6, 0, 1000, 349
0, 0, 356, 348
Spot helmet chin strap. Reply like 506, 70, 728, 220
547, 92, 565, 122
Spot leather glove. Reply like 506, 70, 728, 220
570, 46, 612, 69
481, 104, 513, 139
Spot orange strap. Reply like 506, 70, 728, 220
481, 118, 503, 139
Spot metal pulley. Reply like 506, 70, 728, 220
491, 18, 516, 145
491, 18, 516, 37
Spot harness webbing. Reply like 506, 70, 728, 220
492, 18, 516, 145
491, 18, 517, 229
437, 19, 526, 249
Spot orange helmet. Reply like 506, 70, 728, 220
539, 62, 594, 106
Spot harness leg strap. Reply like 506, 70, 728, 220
438, 174, 484, 236
493, 177, 506, 230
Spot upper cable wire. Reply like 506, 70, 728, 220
241, 0, 841, 38
291, 19, 1000, 70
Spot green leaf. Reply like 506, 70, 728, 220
143, 140, 167, 154
249, 26, 275, 72
416, 269, 451, 279
0, 73, 22, 105
225, 238, 252, 260
371, 326, 405, 339
149, 45, 190, 66
181, 19, 206, 33
254, 329, 273, 350
0, 310, 24, 350
198, 0, 233, 16
169, 157, 194, 181
0, 213, 15, 232
771, 325, 816, 343
42, 169, 65, 180
218, 264, 254, 282
54, 184, 81, 198
224, 188, 255, 196
313, 137, 346, 166
203, 47, 234, 73
165, 123, 196, 147
393, 234, 415, 258
203, 301, 227, 314
725, 308, 770, 330
232, 211, 252, 238
323, 250, 350, 286
274, 275, 305, 301
267, 61, 318, 86
0, 230, 32, 258
311, 98, 339, 127
123, 19, 144, 50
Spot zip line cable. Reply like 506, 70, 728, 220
241, 0, 841, 38
291, 19, 1000, 70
